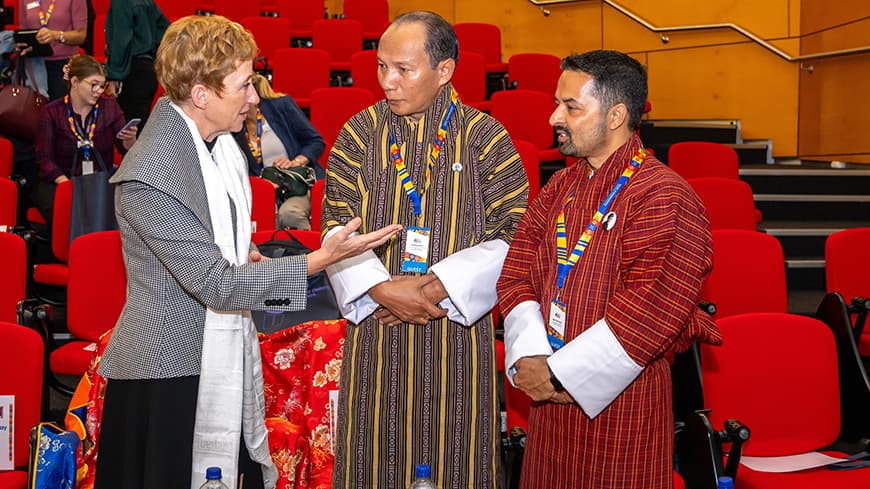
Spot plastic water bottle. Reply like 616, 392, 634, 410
409, 464, 437, 489
717, 475, 734, 489
199, 467, 230, 489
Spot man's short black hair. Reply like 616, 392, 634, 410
561, 50, 648, 131
391, 10, 460, 69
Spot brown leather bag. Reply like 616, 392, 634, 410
0, 56, 47, 141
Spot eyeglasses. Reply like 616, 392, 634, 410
83, 80, 107, 93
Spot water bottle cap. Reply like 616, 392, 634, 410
206, 467, 222, 480
415, 464, 431, 478
717, 476, 734, 489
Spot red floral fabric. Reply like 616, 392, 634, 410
260, 319, 346, 489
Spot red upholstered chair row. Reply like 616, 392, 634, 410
687, 177, 759, 231
250, 176, 277, 232
313, 19, 363, 72
507, 52, 561, 95
452, 50, 490, 112
453, 22, 508, 75
32, 180, 73, 289
0, 179, 16, 228
668, 141, 739, 180
309, 86, 376, 165
512, 139, 541, 204
490, 89, 563, 164
0, 136, 12, 178
342, 0, 389, 42
271, 48, 331, 109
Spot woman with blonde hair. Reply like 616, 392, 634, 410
93, 15, 400, 489
33, 53, 137, 224
232, 72, 325, 230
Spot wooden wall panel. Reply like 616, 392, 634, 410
801, 18, 870, 54
647, 44, 798, 156
797, 52, 870, 160
800, 0, 870, 35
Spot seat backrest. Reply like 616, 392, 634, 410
687, 177, 757, 231
451, 50, 487, 104
0, 136, 13, 177
702, 313, 840, 456
312, 19, 363, 63
0, 233, 26, 323
490, 89, 555, 150
825, 227, 870, 301
154, 0, 191, 22
0, 321, 43, 468
249, 176, 277, 232
701, 229, 787, 318
309, 87, 376, 149
213, 0, 261, 22
53, 179, 73, 262
507, 52, 561, 95
350, 49, 382, 98
453, 22, 503, 66
342, 0, 388, 36
271, 48, 331, 103
93, 14, 107, 62
512, 139, 540, 203
668, 142, 739, 180
240, 16, 291, 62
280, 0, 323, 33
310, 179, 325, 232
67, 230, 127, 342
0, 178, 17, 227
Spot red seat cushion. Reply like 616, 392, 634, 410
50, 340, 97, 376
26, 206, 46, 225
737, 461, 870, 489
32, 263, 69, 286
0, 470, 27, 489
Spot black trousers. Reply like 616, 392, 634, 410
94, 375, 265, 489
116, 56, 158, 131
44, 58, 69, 102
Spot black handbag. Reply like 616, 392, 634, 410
260, 165, 315, 201
69, 151, 117, 246
250, 229, 341, 334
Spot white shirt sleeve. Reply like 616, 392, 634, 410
503, 300, 553, 385
547, 317, 643, 419
323, 226, 390, 324
429, 239, 509, 326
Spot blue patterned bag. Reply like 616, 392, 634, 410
27, 422, 79, 489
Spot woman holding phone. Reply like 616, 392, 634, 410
33, 53, 137, 224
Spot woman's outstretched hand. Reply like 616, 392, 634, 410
307, 217, 402, 275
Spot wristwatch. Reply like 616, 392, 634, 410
58, 31, 65, 44
548, 365, 565, 392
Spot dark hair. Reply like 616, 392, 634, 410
64, 54, 106, 90
561, 50, 647, 131
391, 11, 459, 69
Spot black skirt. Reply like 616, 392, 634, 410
93, 375, 264, 489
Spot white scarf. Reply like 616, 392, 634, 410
170, 103, 278, 489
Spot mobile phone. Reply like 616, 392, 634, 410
117, 118, 142, 137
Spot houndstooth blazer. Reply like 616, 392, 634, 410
98, 97, 309, 380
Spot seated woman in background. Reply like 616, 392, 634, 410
233, 73, 325, 230
33, 53, 137, 223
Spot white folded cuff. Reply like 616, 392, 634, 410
548, 318, 643, 419
430, 240, 509, 326
503, 300, 552, 385
324, 226, 390, 324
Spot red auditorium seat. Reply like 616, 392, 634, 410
0, 322, 43, 488
702, 313, 870, 489
92, 14, 106, 63
687, 177, 759, 231
490, 89, 563, 164
211, 0, 261, 22
249, 176, 277, 232
309, 87, 376, 164
350, 50, 382, 99
451, 50, 489, 112
49, 231, 126, 378
279, 0, 324, 46
342, 0, 389, 44
32, 180, 73, 293
240, 16, 291, 64
312, 19, 363, 73
701, 229, 788, 319
0, 233, 26, 324
825, 227, 870, 356
668, 141, 739, 180
0, 136, 13, 177
453, 22, 508, 75
512, 139, 541, 203
309, 179, 324, 232
270, 48, 331, 109
508, 52, 561, 95
0, 178, 16, 227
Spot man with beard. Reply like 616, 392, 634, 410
496, 50, 722, 488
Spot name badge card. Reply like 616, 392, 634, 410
401, 226, 430, 273
82, 160, 94, 175
547, 299, 567, 350
0, 395, 13, 470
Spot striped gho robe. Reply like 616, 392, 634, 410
323, 84, 528, 489
497, 135, 722, 488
